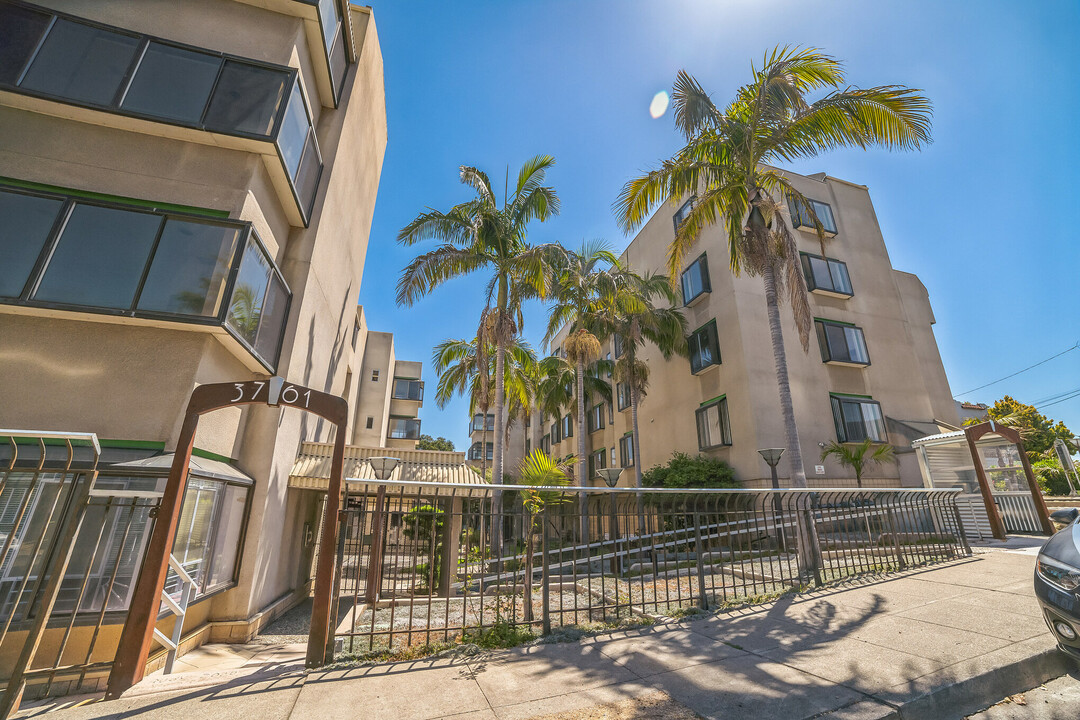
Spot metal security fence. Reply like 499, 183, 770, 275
332, 481, 969, 655
0, 432, 162, 717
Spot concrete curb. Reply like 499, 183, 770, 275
889, 646, 1074, 720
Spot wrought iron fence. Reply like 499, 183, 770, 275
332, 481, 969, 656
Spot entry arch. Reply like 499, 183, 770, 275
106, 377, 347, 699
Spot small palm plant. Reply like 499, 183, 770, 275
819, 438, 896, 488
516, 450, 575, 622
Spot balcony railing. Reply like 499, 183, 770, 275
0, 1, 323, 225
0, 181, 290, 371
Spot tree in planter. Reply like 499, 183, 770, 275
402, 504, 445, 592
616, 47, 932, 488
516, 450, 574, 623
819, 438, 896, 488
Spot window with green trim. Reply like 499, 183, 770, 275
688, 320, 721, 373
816, 320, 869, 365
800, 253, 852, 296
696, 397, 732, 449
830, 395, 887, 443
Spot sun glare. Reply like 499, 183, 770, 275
649, 91, 669, 119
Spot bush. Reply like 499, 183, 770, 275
1034, 458, 1073, 496
642, 452, 738, 489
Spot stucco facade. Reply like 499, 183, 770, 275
0, 0, 407, 681
547, 170, 959, 489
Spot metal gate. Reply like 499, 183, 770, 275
0, 431, 162, 716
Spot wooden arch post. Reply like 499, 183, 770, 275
964, 420, 1054, 538
106, 377, 348, 699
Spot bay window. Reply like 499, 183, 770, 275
681, 253, 711, 305
801, 253, 853, 297
688, 320, 721, 374
788, 196, 837, 235
392, 379, 424, 401
816, 320, 870, 366
619, 434, 635, 468
830, 395, 887, 443
0, 183, 290, 371
388, 418, 421, 440
696, 396, 732, 449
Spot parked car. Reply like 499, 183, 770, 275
1034, 507, 1080, 660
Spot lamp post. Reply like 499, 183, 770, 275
597, 468, 623, 575
758, 449, 786, 550
364, 456, 400, 604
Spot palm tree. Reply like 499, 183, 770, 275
820, 438, 896, 488
398, 156, 565, 550
614, 47, 931, 488
544, 241, 622, 531
609, 272, 689, 492
431, 328, 536, 478
516, 449, 574, 622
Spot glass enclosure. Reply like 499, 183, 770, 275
0, 183, 290, 371
0, 1, 322, 222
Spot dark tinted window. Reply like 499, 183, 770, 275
0, 190, 63, 298
681, 254, 710, 304
137, 219, 240, 316
0, 4, 51, 85
121, 42, 221, 123
279, 84, 311, 176
34, 203, 162, 309
203, 60, 288, 137
226, 238, 271, 346
688, 321, 721, 373
293, 132, 322, 211
21, 19, 140, 106
254, 273, 288, 362
328, 26, 347, 92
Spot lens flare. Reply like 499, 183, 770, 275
649, 91, 669, 119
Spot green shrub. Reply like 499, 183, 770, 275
1033, 458, 1073, 496
642, 452, 738, 490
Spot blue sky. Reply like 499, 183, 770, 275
355, 0, 1080, 451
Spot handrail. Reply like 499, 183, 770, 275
156, 555, 199, 674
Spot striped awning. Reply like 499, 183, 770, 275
288, 442, 485, 491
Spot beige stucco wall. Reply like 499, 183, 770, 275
0, 3, 389, 628
546, 170, 958, 490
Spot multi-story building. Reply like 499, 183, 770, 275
547, 169, 959, 489
466, 412, 538, 477
351, 308, 424, 450
0, 0, 413, 692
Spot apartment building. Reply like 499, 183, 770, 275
547, 169, 959, 489
0, 0, 399, 690
351, 309, 425, 450
466, 412, 538, 477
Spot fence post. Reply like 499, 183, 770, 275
949, 494, 972, 556
541, 506, 551, 636
886, 500, 906, 570
693, 510, 707, 610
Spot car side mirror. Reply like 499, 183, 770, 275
1050, 507, 1079, 530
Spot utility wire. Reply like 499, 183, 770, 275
1038, 389, 1080, 411
953, 341, 1080, 398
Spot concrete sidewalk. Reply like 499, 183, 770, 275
19, 547, 1073, 720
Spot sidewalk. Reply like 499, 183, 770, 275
19, 546, 1071, 720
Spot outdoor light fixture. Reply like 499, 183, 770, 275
597, 467, 623, 488
757, 448, 785, 468
367, 456, 400, 480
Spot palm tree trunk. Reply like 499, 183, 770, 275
761, 265, 807, 488
630, 380, 646, 536
576, 357, 589, 541
492, 340, 506, 556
